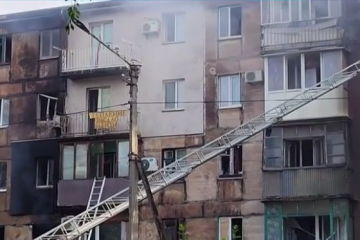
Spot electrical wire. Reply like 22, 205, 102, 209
6, 96, 351, 127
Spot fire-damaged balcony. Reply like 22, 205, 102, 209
58, 107, 139, 137
261, 18, 349, 54
61, 41, 141, 79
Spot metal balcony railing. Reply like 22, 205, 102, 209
58, 107, 139, 137
61, 41, 141, 72
261, 18, 348, 53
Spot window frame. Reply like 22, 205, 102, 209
163, 12, 185, 43
261, 0, 332, 25
163, 79, 184, 111
40, 29, 61, 60
218, 74, 242, 109
162, 219, 183, 240
218, 146, 243, 179
265, 52, 326, 93
37, 94, 58, 122
87, 87, 111, 112
218, 5, 242, 40
0, 162, 7, 192
162, 148, 187, 167
0, 99, 10, 128
89, 21, 114, 48
218, 217, 243, 240
36, 158, 54, 189
0, 35, 11, 64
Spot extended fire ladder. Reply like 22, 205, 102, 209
82, 177, 106, 240
34, 60, 360, 240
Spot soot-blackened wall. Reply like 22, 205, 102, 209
10, 139, 59, 216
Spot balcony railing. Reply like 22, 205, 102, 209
62, 41, 141, 72
59, 107, 139, 137
261, 18, 348, 53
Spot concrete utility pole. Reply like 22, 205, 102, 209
128, 64, 141, 240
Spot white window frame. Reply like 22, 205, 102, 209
163, 148, 186, 167
87, 87, 111, 112
0, 99, 9, 128
218, 217, 243, 240
36, 158, 53, 188
261, 0, 332, 25
37, 94, 58, 122
218, 5, 242, 39
265, 53, 326, 93
40, 29, 60, 59
163, 79, 184, 111
163, 13, 185, 43
218, 75, 241, 109
89, 21, 113, 47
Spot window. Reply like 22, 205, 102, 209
36, 158, 54, 188
88, 88, 111, 112
40, 29, 60, 59
0, 99, 9, 127
284, 138, 324, 167
38, 94, 58, 121
163, 79, 184, 110
162, 148, 186, 167
0, 162, 7, 191
90, 22, 113, 47
218, 75, 241, 108
163, 219, 182, 240
218, 146, 242, 178
266, 51, 341, 92
62, 141, 129, 180
163, 13, 185, 43
219, 217, 243, 240
261, 0, 334, 24
218, 5, 242, 39
0, 36, 11, 64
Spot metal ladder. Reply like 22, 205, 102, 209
82, 177, 106, 240
34, 60, 360, 240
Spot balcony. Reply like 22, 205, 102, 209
61, 41, 141, 79
59, 107, 139, 137
262, 167, 353, 200
261, 18, 349, 54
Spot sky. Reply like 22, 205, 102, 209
0, 0, 92, 15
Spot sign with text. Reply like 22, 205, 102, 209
88, 110, 127, 130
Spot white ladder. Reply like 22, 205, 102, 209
83, 177, 106, 240
34, 60, 360, 240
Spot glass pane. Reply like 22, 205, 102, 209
164, 82, 176, 109
2, 99, 9, 126
301, 0, 311, 20
326, 144, 345, 156
261, 0, 270, 24
231, 75, 241, 105
322, 51, 341, 79
118, 141, 129, 177
287, 55, 301, 89
103, 23, 113, 46
175, 149, 186, 160
0, 162, 6, 189
264, 157, 282, 168
326, 133, 344, 145
41, 31, 51, 58
176, 80, 184, 109
100, 88, 111, 110
63, 145, 74, 180
219, 7, 229, 38
290, 1, 300, 21
89, 143, 103, 178
51, 29, 61, 57
219, 77, 229, 107
165, 15, 176, 42
230, 6, 242, 36
268, 57, 284, 91
176, 14, 185, 42
305, 52, 321, 88
312, 0, 329, 18
75, 144, 88, 179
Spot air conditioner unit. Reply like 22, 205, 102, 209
245, 70, 263, 83
141, 157, 159, 172
141, 20, 160, 35
61, 216, 75, 232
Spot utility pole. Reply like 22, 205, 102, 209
129, 64, 141, 240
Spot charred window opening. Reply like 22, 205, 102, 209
285, 138, 324, 167
219, 145, 243, 178
36, 158, 53, 188
0, 162, 6, 191
38, 94, 58, 121
40, 29, 60, 59
0, 36, 11, 64
163, 219, 182, 240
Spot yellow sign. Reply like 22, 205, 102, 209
88, 110, 127, 130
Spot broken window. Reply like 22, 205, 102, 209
0, 36, 11, 64
0, 99, 9, 127
284, 138, 324, 167
163, 219, 181, 240
219, 217, 243, 240
40, 29, 60, 59
36, 158, 54, 188
0, 162, 6, 191
219, 146, 243, 178
38, 94, 58, 121
284, 216, 345, 240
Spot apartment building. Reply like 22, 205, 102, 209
0, 7, 67, 239
261, 0, 357, 239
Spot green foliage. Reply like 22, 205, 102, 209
65, 0, 84, 34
